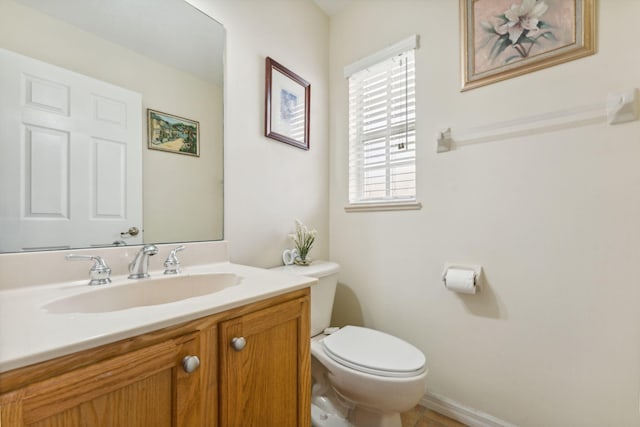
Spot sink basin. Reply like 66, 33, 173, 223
43, 273, 241, 314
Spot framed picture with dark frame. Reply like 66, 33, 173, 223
461, 0, 596, 91
147, 109, 200, 157
265, 57, 310, 150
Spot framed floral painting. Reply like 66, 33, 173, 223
461, 0, 596, 91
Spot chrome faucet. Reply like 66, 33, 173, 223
164, 245, 186, 275
128, 244, 158, 279
65, 254, 112, 285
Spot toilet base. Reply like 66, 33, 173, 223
311, 403, 352, 427
311, 401, 402, 427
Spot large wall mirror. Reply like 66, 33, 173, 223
0, 0, 224, 253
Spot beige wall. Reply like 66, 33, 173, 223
186, 0, 331, 266
329, 1, 640, 426
0, 0, 223, 243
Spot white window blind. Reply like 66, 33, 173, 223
348, 48, 416, 205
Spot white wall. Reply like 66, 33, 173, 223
329, 1, 640, 426
186, 0, 331, 266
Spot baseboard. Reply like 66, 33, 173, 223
420, 391, 516, 427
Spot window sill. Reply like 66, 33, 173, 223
344, 201, 422, 213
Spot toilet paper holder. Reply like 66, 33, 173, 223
441, 264, 483, 290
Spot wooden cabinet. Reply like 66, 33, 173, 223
0, 289, 310, 427
219, 297, 311, 427
0, 333, 201, 427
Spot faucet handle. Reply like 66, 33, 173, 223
164, 245, 186, 275
65, 254, 112, 286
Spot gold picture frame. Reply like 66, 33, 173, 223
461, 0, 596, 91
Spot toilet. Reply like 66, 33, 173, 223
272, 261, 428, 427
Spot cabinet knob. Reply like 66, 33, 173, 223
182, 355, 200, 373
231, 336, 246, 351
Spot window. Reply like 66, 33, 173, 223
346, 36, 418, 210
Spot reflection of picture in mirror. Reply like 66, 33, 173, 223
147, 109, 200, 157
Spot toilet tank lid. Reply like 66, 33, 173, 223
271, 260, 340, 278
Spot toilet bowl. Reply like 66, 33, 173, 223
272, 261, 428, 427
312, 326, 428, 427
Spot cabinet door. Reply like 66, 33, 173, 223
219, 296, 311, 427
0, 333, 201, 427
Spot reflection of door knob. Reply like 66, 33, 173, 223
231, 337, 246, 351
121, 227, 140, 237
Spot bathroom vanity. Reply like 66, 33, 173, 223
0, 243, 314, 427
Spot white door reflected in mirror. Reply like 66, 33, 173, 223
0, 48, 143, 252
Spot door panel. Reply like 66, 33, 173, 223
93, 137, 126, 218
26, 125, 69, 218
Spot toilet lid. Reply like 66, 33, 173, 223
321, 326, 426, 378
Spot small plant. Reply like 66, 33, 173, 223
289, 220, 317, 265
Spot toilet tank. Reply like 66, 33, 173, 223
271, 261, 341, 336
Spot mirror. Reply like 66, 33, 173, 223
0, 0, 224, 253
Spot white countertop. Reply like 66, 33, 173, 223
0, 261, 316, 373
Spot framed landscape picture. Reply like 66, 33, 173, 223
265, 57, 310, 150
461, 0, 596, 91
147, 109, 200, 157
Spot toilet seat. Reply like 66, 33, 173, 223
321, 326, 426, 378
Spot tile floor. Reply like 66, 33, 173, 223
401, 405, 467, 427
